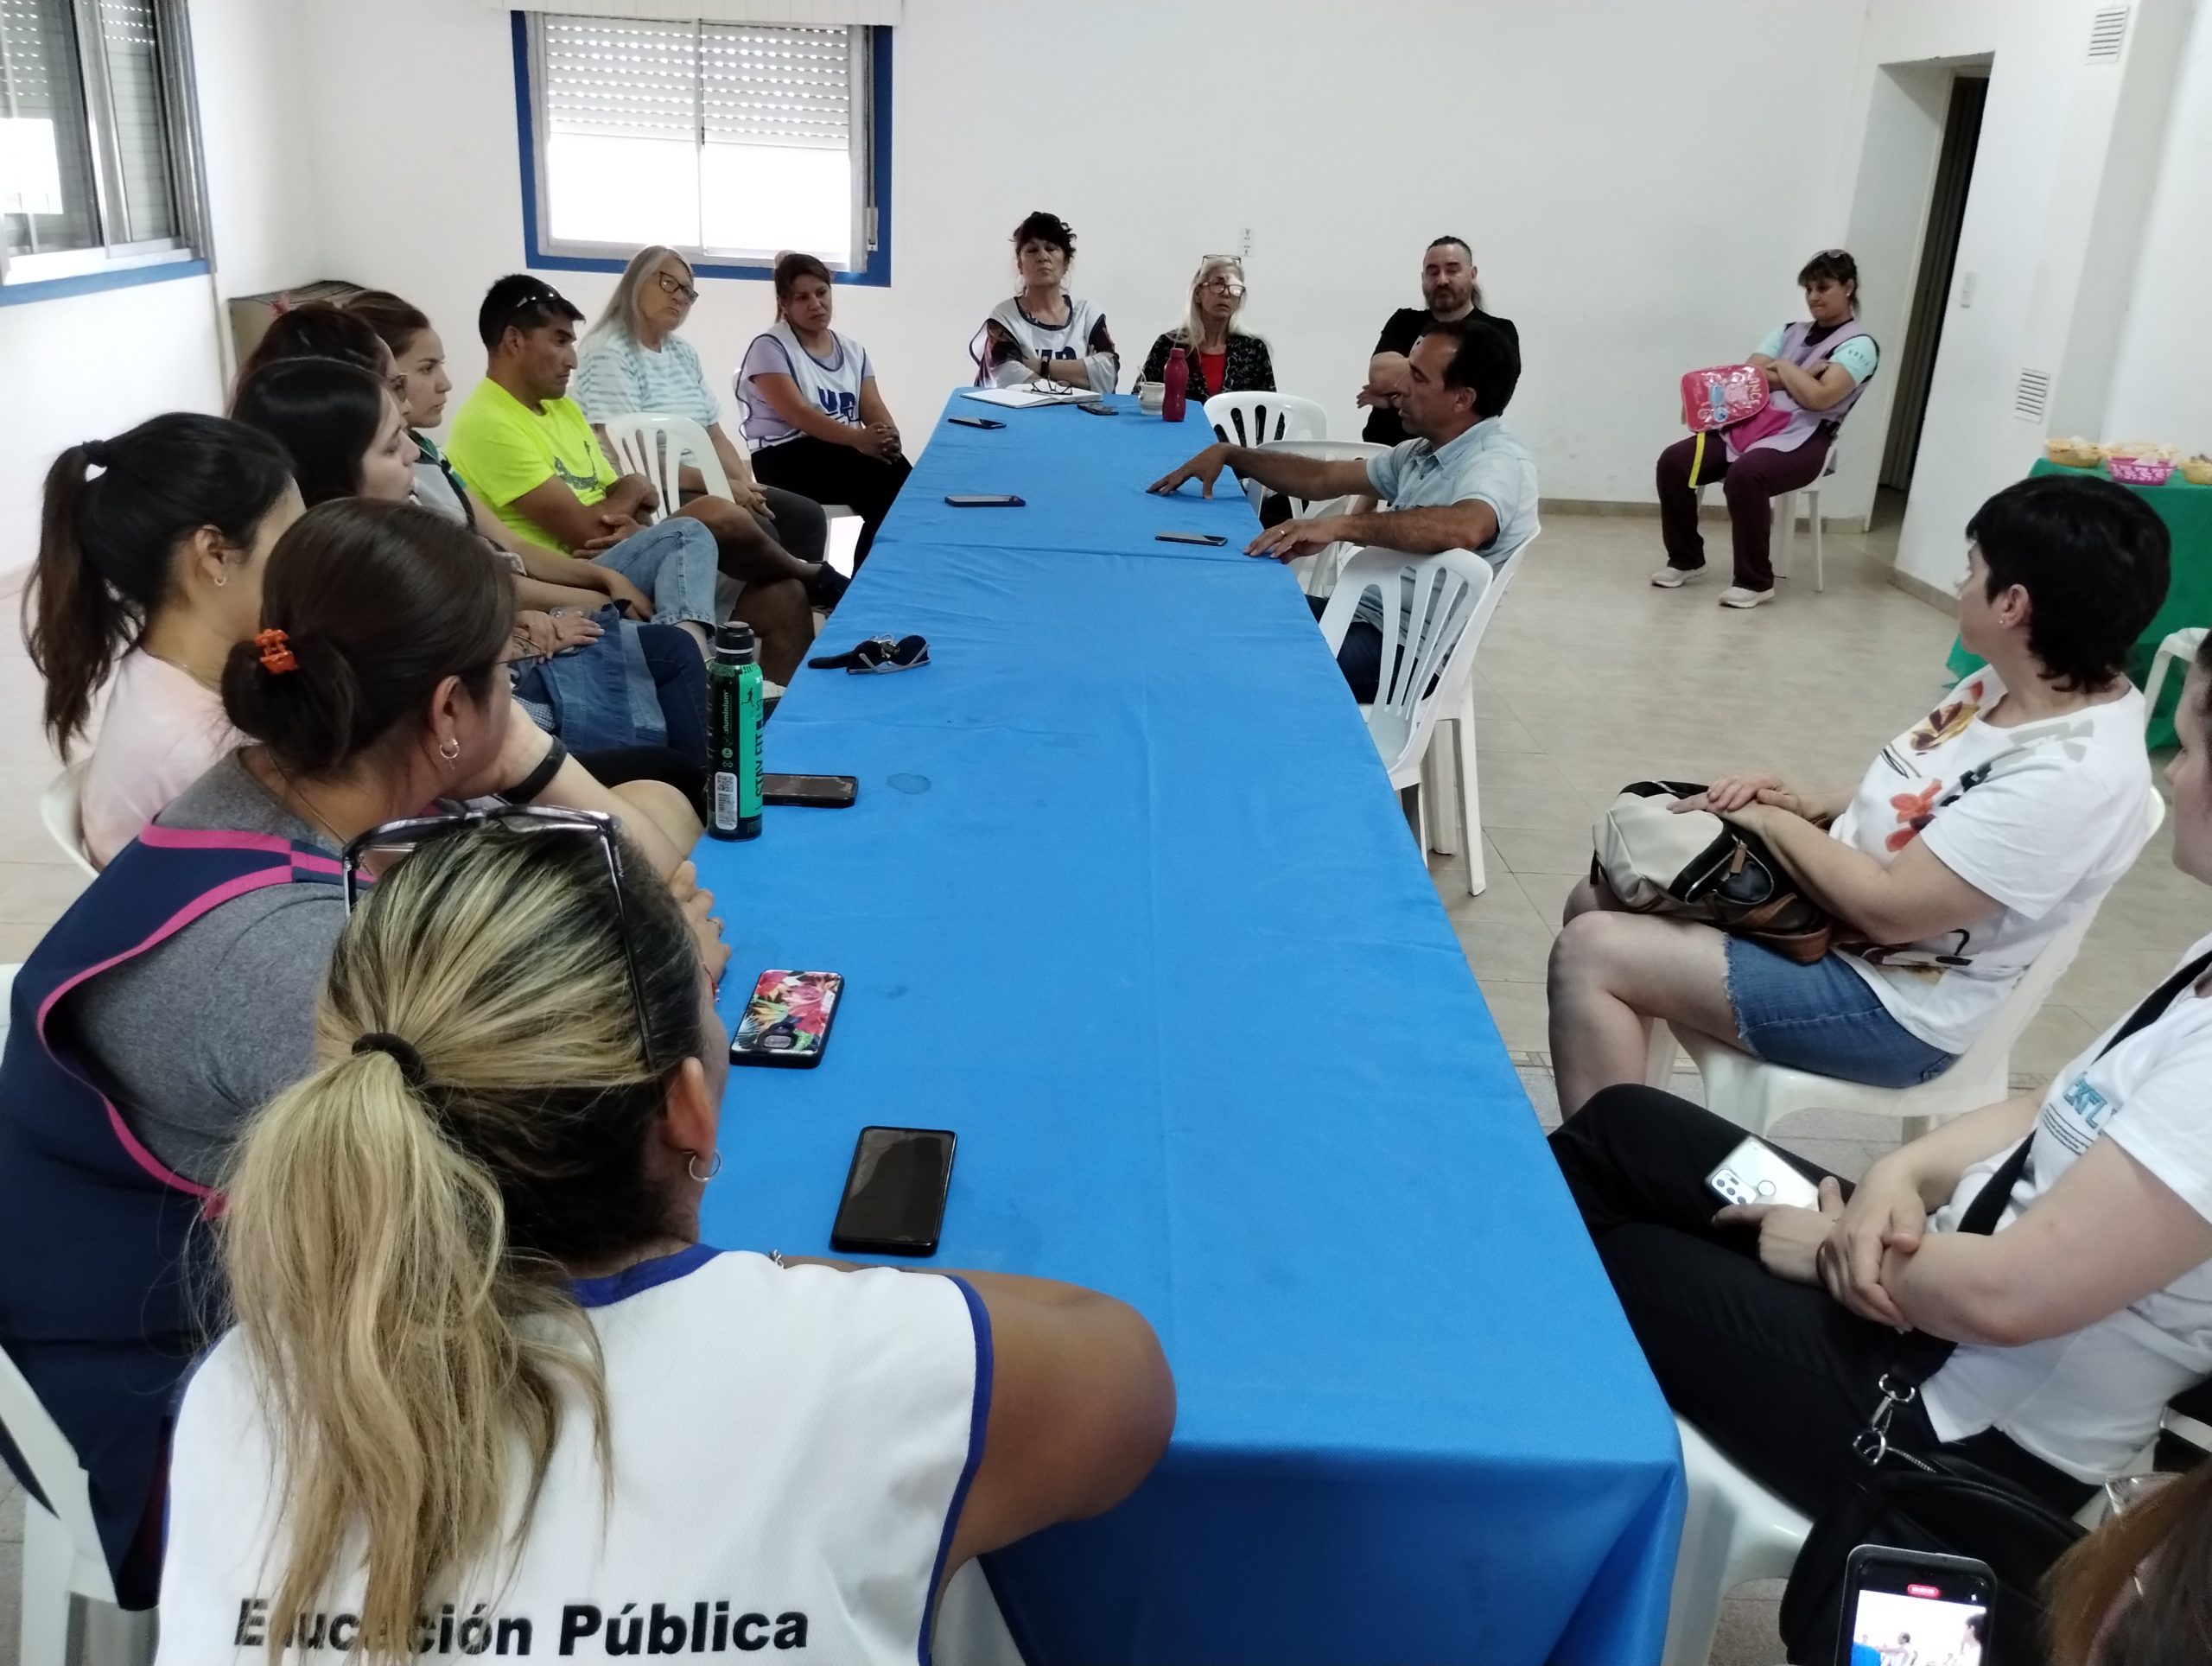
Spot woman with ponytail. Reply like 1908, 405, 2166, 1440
0, 499, 706, 1611
23, 414, 302, 864
156, 817, 1173, 1664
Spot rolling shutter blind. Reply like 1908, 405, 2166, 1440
542, 16, 850, 150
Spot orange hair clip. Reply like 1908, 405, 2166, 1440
255, 628, 297, 675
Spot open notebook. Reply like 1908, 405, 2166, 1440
960, 384, 1095, 410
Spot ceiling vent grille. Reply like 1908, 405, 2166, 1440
2088, 5, 2129, 62
2012, 369, 2053, 423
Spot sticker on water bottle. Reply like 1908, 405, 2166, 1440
713, 772, 740, 830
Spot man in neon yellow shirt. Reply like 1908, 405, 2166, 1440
448, 276, 824, 681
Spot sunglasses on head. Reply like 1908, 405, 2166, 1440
340, 805, 661, 1074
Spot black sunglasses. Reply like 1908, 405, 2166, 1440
806, 633, 931, 674
340, 806, 660, 1075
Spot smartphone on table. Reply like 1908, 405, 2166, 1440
947, 415, 1005, 429
1833, 1545, 1993, 1665
944, 493, 1024, 507
1156, 531, 1228, 547
762, 773, 857, 808
728, 970, 843, 1067
1706, 1136, 1822, 1211
830, 1127, 957, 1256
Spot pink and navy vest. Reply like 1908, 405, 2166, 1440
0, 824, 340, 1608
1724, 318, 1878, 461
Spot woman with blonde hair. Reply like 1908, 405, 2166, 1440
1137, 255, 1275, 403
573, 245, 831, 591
155, 815, 1176, 1664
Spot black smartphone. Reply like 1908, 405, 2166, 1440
1156, 531, 1228, 546
762, 773, 857, 808
728, 970, 844, 1068
944, 493, 1025, 507
1078, 401, 1117, 416
1833, 1545, 1993, 1666
830, 1126, 957, 1256
947, 415, 1005, 429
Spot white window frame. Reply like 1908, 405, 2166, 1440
0, 0, 209, 293
518, 10, 887, 283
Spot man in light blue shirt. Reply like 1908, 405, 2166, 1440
1148, 317, 1536, 700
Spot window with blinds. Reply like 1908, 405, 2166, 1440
526, 13, 880, 277
0, 0, 201, 289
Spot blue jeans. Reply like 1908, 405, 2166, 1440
588, 518, 720, 627
1306, 595, 1383, 703
1722, 937, 1956, 1087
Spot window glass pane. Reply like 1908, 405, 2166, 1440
542, 16, 701, 250
0, 0, 99, 257
700, 144, 848, 261
94, 0, 175, 244
546, 131, 701, 248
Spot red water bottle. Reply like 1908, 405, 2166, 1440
1162, 346, 1189, 422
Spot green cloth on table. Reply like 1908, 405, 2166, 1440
1945, 458, 2212, 747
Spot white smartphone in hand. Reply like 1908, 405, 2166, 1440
1707, 1137, 1823, 1211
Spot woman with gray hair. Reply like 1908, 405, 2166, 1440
1136, 255, 1274, 401
574, 245, 830, 593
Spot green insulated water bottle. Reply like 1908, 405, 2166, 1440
707, 622, 763, 841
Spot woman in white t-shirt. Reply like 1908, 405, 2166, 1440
739, 251, 911, 569
23, 413, 303, 867
156, 819, 1173, 1665
1549, 473, 2172, 1116
1548, 626, 2212, 1548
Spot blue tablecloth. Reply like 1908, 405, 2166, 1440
692, 393, 1683, 1666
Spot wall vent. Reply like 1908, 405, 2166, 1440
2012, 370, 2053, 423
2088, 5, 2129, 62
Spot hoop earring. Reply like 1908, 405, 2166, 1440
213, 571, 227, 588
437, 737, 461, 762
686, 1150, 722, 1183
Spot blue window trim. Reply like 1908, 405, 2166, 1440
510, 10, 892, 289
0, 257, 209, 308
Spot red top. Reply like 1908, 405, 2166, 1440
1198, 351, 1227, 398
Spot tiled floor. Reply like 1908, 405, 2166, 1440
0, 512, 2203, 1664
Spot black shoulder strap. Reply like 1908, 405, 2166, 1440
1890, 945, 2212, 1386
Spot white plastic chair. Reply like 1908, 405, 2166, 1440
1244, 439, 1390, 597
1694, 445, 1836, 593
2144, 626, 2207, 728
40, 761, 98, 878
1645, 793, 2165, 1139
1663, 1414, 2145, 1666
3, 1326, 156, 1665
1204, 391, 1325, 450
1419, 537, 1534, 895
601, 412, 734, 517
1317, 548, 1494, 826
1661, 1416, 1812, 1666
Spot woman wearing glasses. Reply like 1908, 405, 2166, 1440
1137, 256, 1275, 403
0, 499, 710, 1612
574, 245, 830, 582
232, 354, 711, 792
739, 251, 911, 569
156, 815, 1173, 1663
1651, 248, 1879, 608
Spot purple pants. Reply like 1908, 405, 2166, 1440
1656, 429, 1832, 590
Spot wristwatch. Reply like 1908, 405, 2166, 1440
503, 735, 569, 805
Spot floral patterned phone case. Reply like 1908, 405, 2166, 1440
729, 970, 844, 1068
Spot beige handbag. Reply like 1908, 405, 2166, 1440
1592, 780, 1835, 963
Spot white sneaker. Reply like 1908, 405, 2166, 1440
1718, 586, 1774, 609
1649, 565, 1705, 588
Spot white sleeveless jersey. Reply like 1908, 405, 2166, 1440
156, 1248, 989, 1664
972, 296, 1117, 389
758, 321, 871, 429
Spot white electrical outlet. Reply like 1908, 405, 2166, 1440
1241, 226, 1253, 258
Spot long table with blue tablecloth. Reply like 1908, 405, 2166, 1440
691, 391, 1684, 1665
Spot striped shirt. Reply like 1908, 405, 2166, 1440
573, 329, 721, 429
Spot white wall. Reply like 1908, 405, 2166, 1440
2104, 3, 2212, 445
0, 0, 322, 565
1834, 0, 2203, 591
297, 0, 1859, 504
